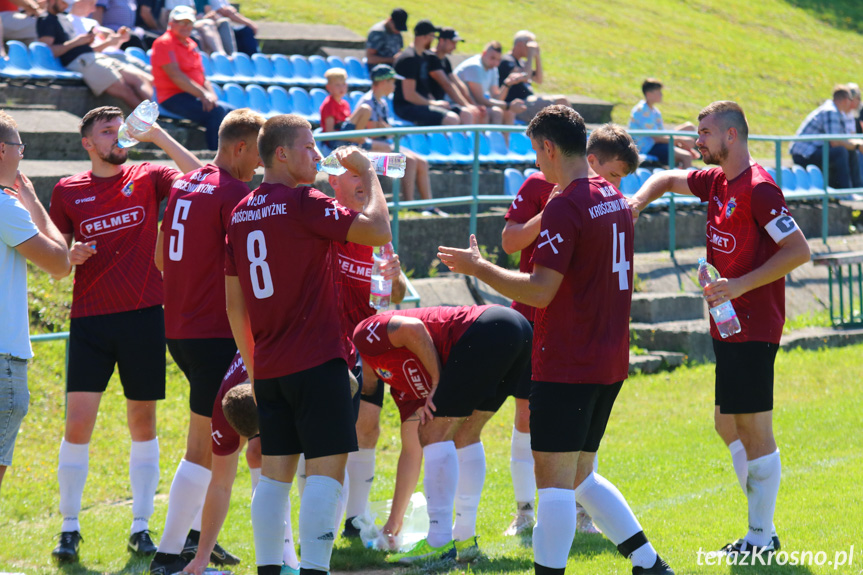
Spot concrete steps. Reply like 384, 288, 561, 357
631, 292, 704, 323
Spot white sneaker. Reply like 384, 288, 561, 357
576, 508, 602, 534
503, 514, 535, 537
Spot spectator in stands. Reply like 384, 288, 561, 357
196, 0, 257, 55
137, 0, 231, 55
790, 84, 863, 189
351, 64, 442, 214
93, 0, 153, 48
321, 67, 370, 150
454, 41, 526, 138
150, 5, 233, 150
429, 27, 481, 123
38, 0, 153, 108
366, 7, 406, 70
68, 0, 149, 71
393, 19, 463, 127
628, 78, 698, 168
0, 0, 41, 46
498, 30, 568, 123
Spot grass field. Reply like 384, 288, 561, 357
238, 0, 863, 158
2, 269, 862, 574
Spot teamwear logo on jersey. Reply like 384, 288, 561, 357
708, 225, 736, 254
80, 206, 145, 237
365, 321, 381, 343
375, 367, 392, 380
211, 428, 223, 445
537, 229, 563, 254
510, 194, 523, 210
121, 181, 134, 197
726, 197, 737, 218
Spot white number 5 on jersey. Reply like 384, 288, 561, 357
168, 198, 192, 261
612, 223, 630, 291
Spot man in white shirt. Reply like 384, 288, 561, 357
454, 41, 526, 131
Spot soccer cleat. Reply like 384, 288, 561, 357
771, 530, 781, 551
342, 515, 362, 538
714, 537, 776, 559
503, 514, 535, 537
632, 555, 675, 575
129, 529, 158, 555
280, 565, 300, 575
576, 508, 602, 534
52, 531, 83, 564
181, 534, 241, 566
148, 552, 187, 575
385, 538, 456, 565
454, 536, 480, 562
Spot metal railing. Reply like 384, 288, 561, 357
316, 126, 861, 257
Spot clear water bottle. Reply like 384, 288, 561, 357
319, 152, 406, 178
697, 257, 742, 338
369, 242, 394, 310
117, 100, 159, 148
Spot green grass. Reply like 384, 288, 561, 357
2, 267, 863, 573
241, 0, 863, 158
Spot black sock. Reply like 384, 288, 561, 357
153, 551, 181, 564
186, 529, 201, 543
258, 566, 281, 575
535, 563, 566, 575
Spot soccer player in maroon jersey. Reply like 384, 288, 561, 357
628, 101, 810, 558
439, 105, 673, 575
327, 148, 407, 538
224, 115, 391, 575
48, 106, 203, 564
353, 305, 532, 564
147, 109, 266, 575
500, 124, 639, 538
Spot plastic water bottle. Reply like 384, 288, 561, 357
369, 242, 394, 310
117, 100, 159, 148
697, 257, 742, 338
319, 152, 406, 178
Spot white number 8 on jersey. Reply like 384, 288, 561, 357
247, 230, 274, 299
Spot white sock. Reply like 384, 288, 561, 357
452, 442, 485, 541
159, 459, 211, 554
296, 454, 306, 498
129, 438, 160, 535
575, 453, 599, 514
728, 440, 748, 494
745, 450, 781, 547
191, 504, 203, 532
299, 475, 342, 572
251, 476, 290, 567
533, 488, 575, 569
423, 441, 458, 547
58, 440, 89, 533
336, 469, 350, 531
250, 466, 261, 495
509, 428, 535, 517
282, 484, 299, 569
575, 472, 656, 569
345, 448, 376, 519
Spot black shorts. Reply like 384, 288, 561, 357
393, 103, 450, 126
67, 306, 166, 401
361, 370, 385, 408
530, 381, 623, 453
513, 320, 535, 400
433, 307, 532, 418
254, 358, 358, 459
351, 360, 363, 421
713, 339, 778, 414
167, 338, 237, 417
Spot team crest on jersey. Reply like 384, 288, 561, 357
375, 367, 392, 380
725, 197, 737, 218
121, 181, 134, 197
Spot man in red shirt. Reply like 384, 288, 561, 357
439, 105, 673, 575
353, 305, 531, 564
150, 5, 233, 150
500, 124, 639, 538
146, 109, 266, 575
48, 106, 203, 564
224, 116, 391, 575
628, 101, 810, 558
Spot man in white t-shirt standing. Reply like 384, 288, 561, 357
0, 110, 70, 497
454, 41, 526, 132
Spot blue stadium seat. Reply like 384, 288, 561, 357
289, 86, 316, 121
326, 56, 347, 70
290, 55, 323, 87
806, 164, 825, 190
210, 53, 236, 84
309, 88, 328, 116
792, 164, 811, 191
211, 83, 226, 103
766, 166, 777, 183
267, 86, 293, 114
223, 83, 248, 108
308, 55, 330, 80
347, 90, 365, 110
29, 41, 82, 81
487, 132, 514, 164
524, 168, 540, 178
199, 51, 214, 77
635, 167, 652, 188
508, 132, 536, 162
448, 132, 475, 163
620, 174, 640, 196
403, 133, 430, 157
504, 167, 526, 196
427, 133, 461, 164
5, 41, 41, 79
780, 167, 796, 192
125, 46, 150, 66
250, 53, 275, 82
246, 84, 275, 117
270, 54, 295, 84
232, 52, 265, 83
346, 56, 370, 81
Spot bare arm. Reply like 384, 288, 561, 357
41, 31, 95, 57
501, 214, 542, 254
215, 5, 256, 31
627, 170, 693, 221
438, 234, 564, 308
429, 69, 470, 107
400, 78, 441, 107
341, 150, 391, 246
386, 316, 442, 422
226, 275, 255, 384
139, 5, 159, 30
154, 229, 164, 271
381, 417, 422, 547
161, 60, 211, 100
703, 229, 811, 306
365, 48, 395, 66
92, 5, 105, 24
133, 123, 205, 174
7, 179, 70, 277
11, 0, 42, 17
466, 80, 506, 109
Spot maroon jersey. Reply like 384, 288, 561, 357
161, 164, 250, 339
532, 176, 633, 385
50, 163, 179, 318
335, 241, 375, 369
504, 173, 554, 322
211, 351, 247, 457
390, 387, 425, 423
353, 305, 492, 400
225, 183, 358, 380
688, 164, 799, 343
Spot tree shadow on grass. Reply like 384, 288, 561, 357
568, 532, 620, 561
57, 553, 150, 575
782, 0, 863, 34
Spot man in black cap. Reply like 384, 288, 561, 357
366, 8, 408, 69
430, 27, 481, 123
393, 19, 462, 126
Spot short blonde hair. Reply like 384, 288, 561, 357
218, 108, 266, 146
0, 110, 18, 143
325, 68, 348, 83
